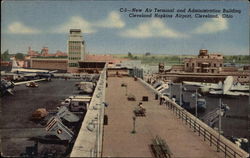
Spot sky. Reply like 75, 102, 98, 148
1, 0, 249, 55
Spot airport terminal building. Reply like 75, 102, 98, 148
184, 49, 224, 73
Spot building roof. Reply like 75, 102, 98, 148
85, 54, 125, 64
30, 58, 67, 61
70, 29, 81, 33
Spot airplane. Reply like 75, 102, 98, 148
0, 78, 46, 96
208, 76, 249, 96
183, 81, 223, 91
183, 76, 249, 96
10, 57, 57, 80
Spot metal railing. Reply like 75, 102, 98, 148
165, 99, 249, 158
138, 78, 249, 158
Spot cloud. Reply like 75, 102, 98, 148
193, 16, 228, 34
54, 16, 96, 34
7, 22, 41, 34
52, 11, 124, 34
95, 11, 125, 28
119, 19, 188, 39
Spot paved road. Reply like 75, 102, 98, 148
102, 77, 224, 158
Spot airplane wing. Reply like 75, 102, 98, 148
183, 81, 221, 90
230, 84, 249, 91
12, 68, 50, 73
209, 90, 223, 95
224, 91, 249, 96
183, 81, 203, 86
7, 89, 14, 95
22, 73, 38, 77
49, 70, 58, 73
13, 78, 46, 86
209, 89, 249, 96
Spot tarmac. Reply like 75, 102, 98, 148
169, 84, 249, 138
0, 79, 78, 156
102, 77, 225, 158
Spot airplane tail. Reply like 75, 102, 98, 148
10, 57, 20, 72
223, 76, 234, 94
218, 81, 223, 88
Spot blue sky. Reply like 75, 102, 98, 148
1, 0, 249, 55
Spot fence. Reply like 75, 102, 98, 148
138, 78, 249, 158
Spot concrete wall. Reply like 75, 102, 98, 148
70, 66, 107, 157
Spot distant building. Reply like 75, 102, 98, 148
184, 49, 223, 73
67, 29, 86, 72
158, 63, 164, 73
41, 47, 49, 56
243, 65, 250, 71
170, 65, 185, 73
78, 61, 106, 73
77, 54, 125, 73
159, 49, 249, 83
30, 58, 68, 72
55, 50, 68, 57
0, 61, 12, 71
27, 47, 40, 57
27, 47, 67, 58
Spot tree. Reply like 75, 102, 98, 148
128, 52, 133, 59
145, 52, 151, 56
133, 56, 138, 60
1, 50, 10, 61
15, 53, 25, 60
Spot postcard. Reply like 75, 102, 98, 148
1, 0, 249, 157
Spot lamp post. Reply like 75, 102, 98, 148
125, 85, 128, 96
169, 81, 172, 99
195, 89, 198, 118
179, 83, 182, 106
131, 116, 136, 134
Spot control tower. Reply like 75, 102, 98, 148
67, 29, 85, 71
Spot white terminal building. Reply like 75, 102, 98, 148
67, 29, 86, 71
